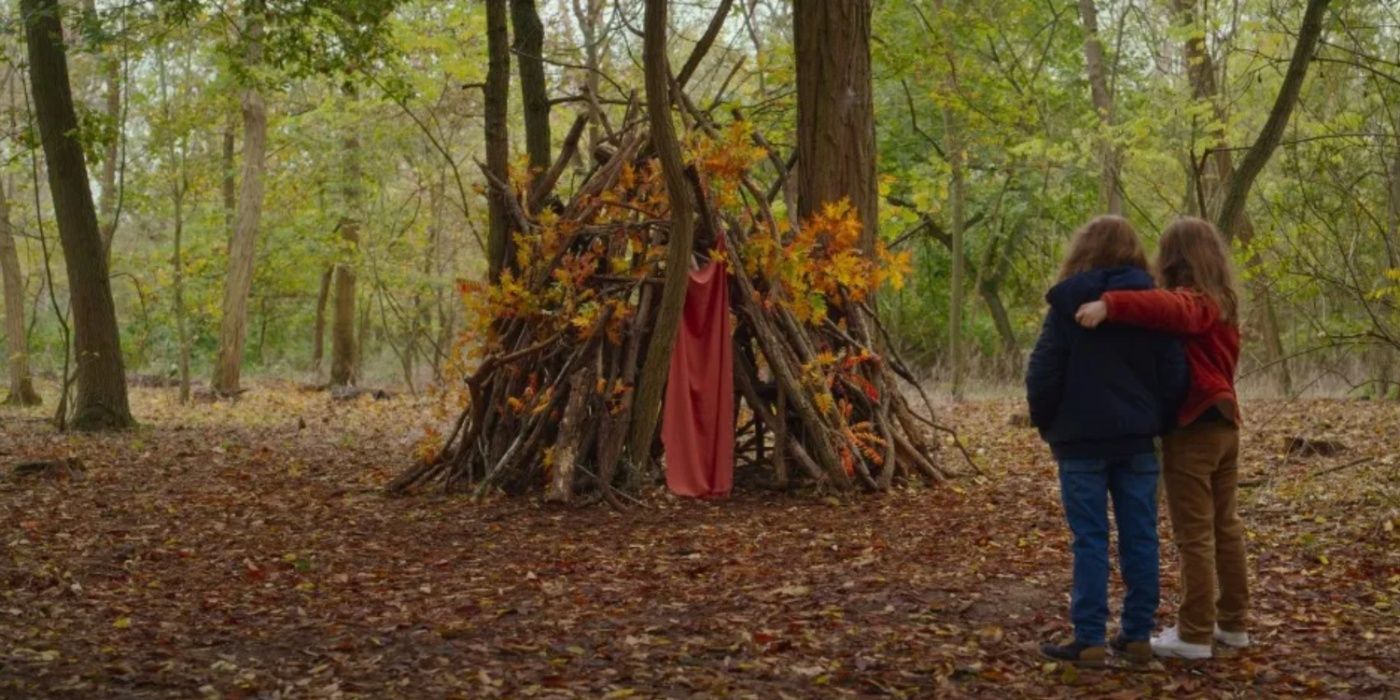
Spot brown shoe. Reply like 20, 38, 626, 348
1109, 634, 1152, 664
1040, 639, 1107, 668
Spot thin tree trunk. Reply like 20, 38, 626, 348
222, 124, 235, 235
485, 0, 512, 282
1215, 0, 1331, 240
571, 0, 606, 157
945, 107, 966, 399
331, 95, 361, 388
311, 266, 331, 374
355, 295, 369, 379
793, 0, 877, 252
212, 0, 267, 395
0, 178, 40, 405
929, 0, 964, 394
1387, 125, 1400, 270
626, 0, 698, 463
511, 0, 551, 171
22, 0, 132, 429
83, 0, 121, 256
157, 45, 191, 404
1077, 0, 1122, 214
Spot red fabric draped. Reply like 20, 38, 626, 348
662, 255, 734, 498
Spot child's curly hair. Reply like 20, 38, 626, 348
1058, 215, 1148, 281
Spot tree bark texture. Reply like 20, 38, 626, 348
312, 266, 331, 373
626, 0, 698, 464
331, 99, 361, 388
0, 180, 40, 405
1076, 0, 1122, 214
22, 0, 132, 429
212, 0, 267, 394
485, 0, 512, 283
511, 0, 551, 170
794, 0, 877, 252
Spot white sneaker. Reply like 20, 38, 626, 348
1151, 625, 1212, 659
1214, 624, 1251, 648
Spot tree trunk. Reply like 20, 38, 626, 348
331, 98, 361, 388
1387, 122, 1400, 271
331, 261, 357, 386
0, 179, 40, 406
1215, 0, 1331, 241
311, 266, 331, 374
212, 0, 267, 395
22, 0, 132, 429
793, 0, 877, 251
222, 124, 235, 235
82, 0, 121, 257
1076, 0, 1122, 214
511, 0, 551, 171
157, 44, 191, 404
485, 0, 512, 283
96, 55, 120, 255
944, 107, 966, 399
626, 0, 698, 463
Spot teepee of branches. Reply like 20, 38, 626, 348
386, 105, 956, 505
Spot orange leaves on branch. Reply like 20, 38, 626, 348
743, 198, 908, 325
689, 122, 766, 209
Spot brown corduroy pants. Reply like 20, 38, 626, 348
1162, 420, 1250, 645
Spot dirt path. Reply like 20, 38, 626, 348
2, 388, 1396, 697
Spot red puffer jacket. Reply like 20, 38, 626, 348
1101, 288, 1241, 426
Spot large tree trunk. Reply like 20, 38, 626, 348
212, 0, 268, 395
22, 0, 132, 429
485, 0, 512, 283
626, 0, 698, 464
0, 179, 40, 406
794, 0, 877, 251
1076, 0, 1122, 214
511, 0, 551, 171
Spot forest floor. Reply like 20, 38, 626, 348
1, 384, 1397, 699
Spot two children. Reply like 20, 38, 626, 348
1027, 215, 1187, 666
1029, 215, 1250, 665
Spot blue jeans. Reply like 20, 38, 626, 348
1057, 453, 1160, 645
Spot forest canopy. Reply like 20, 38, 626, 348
1, 0, 1397, 444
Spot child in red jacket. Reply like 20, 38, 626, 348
1075, 217, 1250, 660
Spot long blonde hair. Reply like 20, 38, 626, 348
1155, 217, 1240, 324
1058, 215, 1148, 281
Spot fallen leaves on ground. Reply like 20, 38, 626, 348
1, 385, 1396, 698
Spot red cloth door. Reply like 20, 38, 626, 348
661, 256, 734, 498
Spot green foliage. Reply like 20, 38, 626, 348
3, 0, 1397, 389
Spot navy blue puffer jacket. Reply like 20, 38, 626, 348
1025, 266, 1188, 459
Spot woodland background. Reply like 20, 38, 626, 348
1, 0, 1398, 697
1, 0, 1397, 404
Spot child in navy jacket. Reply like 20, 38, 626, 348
1027, 215, 1187, 667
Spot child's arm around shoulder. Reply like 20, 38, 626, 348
1100, 288, 1219, 335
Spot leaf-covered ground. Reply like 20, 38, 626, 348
2, 386, 1396, 698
